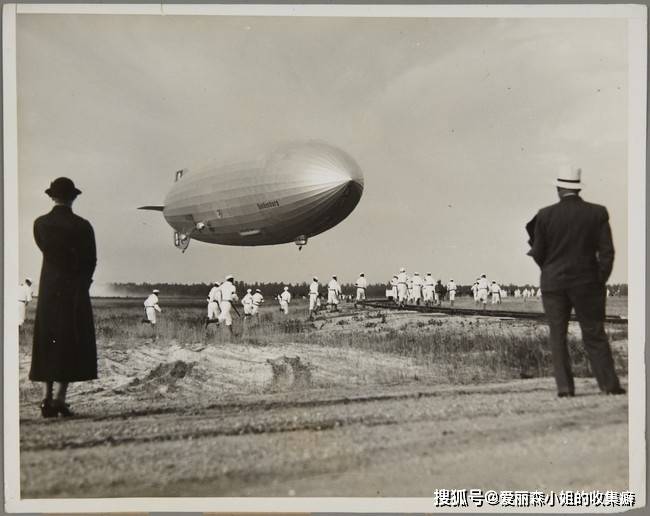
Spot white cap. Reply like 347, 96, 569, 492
247, 288, 252, 293
400, 267, 406, 272
555, 165, 583, 190
414, 272, 419, 275
214, 281, 220, 285
225, 274, 234, 281
284, 286, 289, 291
313, 276, 318, 281
153, 289, 160, 293
255, 288, 262, 293
25, 277, 33, 283
332, 275, 337, 279
359, 272, 364, 276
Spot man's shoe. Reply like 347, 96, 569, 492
557, 392, 575, 398
606, 387, 627, 395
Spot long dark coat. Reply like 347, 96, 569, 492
30, 205, 97, 382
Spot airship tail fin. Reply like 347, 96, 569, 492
138, 205, 165, 211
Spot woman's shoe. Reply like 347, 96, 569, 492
40, 399, 58, 418
51, 399, 75, 417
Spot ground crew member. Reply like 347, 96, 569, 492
280, 286, 291, 314
354, 273, 367, 308
144, 289, 161, 324
309, 277, 320, 319
514, 288, 521, 298
390, 275, 399, 303
447, 279, 457, 307
411, 272, 423, 305
18, 277, 33, 328
434, 280, 445, 306
470, 280, 478, 304
242, 289, 254, 317
251, 289, 264, 316
218, 275, 239, 333
423, 273, 434, 305
536, 288, 542, 298
477, 274, 489, 309
327, 275, 341, 311
207, 281, 221, 323
491, 281, 501, 304
527, 165, 624, 397
397, 268, 408, 306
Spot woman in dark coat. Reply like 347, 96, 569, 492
30, 177, 97, 417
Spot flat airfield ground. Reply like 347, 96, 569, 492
18, 296, 629, 498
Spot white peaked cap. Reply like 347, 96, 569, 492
25, 277, 33, 282
414, 272, 419, 275
247, 288, 252, 293
313, 276, 318, 281
255, 288, 262, 293
332, 275, 337, 278
555, 165, 583, 189
284, 286, 289, 291
225, 274, 234, 281
400, 267, 406, 272
153, 289, 160, 293
359, 272, 364, 276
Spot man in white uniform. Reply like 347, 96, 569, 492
477, 275, 489, 310
396, 268, 408, 307
327, 275, 341, 311
144, 289, 162, 325
18, 277, 33, 328
447, 279, 457, 307
308, 277, 320, 319
206, 281, 221, 324
242, 288, 254, 317
354, 273, 367, 307
423, 273, 434, 306
411, 272, 423, 305
280, 286, 291, 314
471, 280, 479, 305
491, 281, 501, 304
251, 289, 264, 316
218, 275, 239, 333
390, 275, 399, 303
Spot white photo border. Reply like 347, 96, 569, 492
3, 3, 646, 513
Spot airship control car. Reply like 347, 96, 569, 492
139, 142, 364, 251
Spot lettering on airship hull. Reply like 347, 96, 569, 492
257, 200, 280, 210
141, 141, 364, 251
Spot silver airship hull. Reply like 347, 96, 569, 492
147, 142, 363, 250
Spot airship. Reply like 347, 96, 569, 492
139, 141, 364, 252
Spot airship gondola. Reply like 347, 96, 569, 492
139, 142, 364, 252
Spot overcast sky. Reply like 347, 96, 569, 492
17, 14, 629, 288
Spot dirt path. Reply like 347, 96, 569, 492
20, 376, 627, 498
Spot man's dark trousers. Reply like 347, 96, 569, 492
541, 282, 622, 395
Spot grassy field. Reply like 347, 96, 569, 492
17, 295, 629, 498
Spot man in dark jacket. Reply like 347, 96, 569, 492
527, 166, 624, 397
31, 177, 97, 417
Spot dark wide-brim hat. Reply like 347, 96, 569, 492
45, 177, 82, 200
